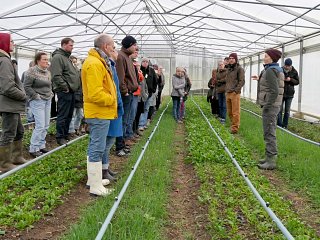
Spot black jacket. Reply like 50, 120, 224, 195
140, 65, 158, 96
282, 66, 299, 98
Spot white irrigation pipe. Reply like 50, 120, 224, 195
192, 98, 294, 240
241, 107, 320, 147
0, 117, 57, 133
23, 117, 57, 127
0, 134, 88, 180
95, 101, 170, 240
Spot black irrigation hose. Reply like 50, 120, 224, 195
241, 107, 320, 147
0, 134, 88, 180
95, 101, 170, 240
191, 97, 294, 240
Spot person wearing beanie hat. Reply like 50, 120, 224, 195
277, 58, 299, 129
116, 36, 139, 154
0, 33, 27, 172
229, 53, 238, 63
265, 49, 282, 63
284, 58, 292, 66
225, 52, 245, 134
121, 35, 137, 49
251, 48, 285, 170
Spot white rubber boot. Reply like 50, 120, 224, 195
86, 157, 110, 187
87, 161, 109, 196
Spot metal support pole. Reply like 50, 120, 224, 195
242, 59, 245, 97
281, 44, 285, 66
249, 57, 252, 99
169, 56, 172, 95
257, 54, 261, 101
202, 47, 206, 96
297, 38, 304, 118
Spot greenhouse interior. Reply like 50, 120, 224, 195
1, 0, 320, 239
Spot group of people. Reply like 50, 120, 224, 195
81, 34, 165, 196
208, 49, 299, 170
0, 32, 166, 197
208, 53, 245, 134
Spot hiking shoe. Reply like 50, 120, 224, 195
116, 149, 127, 157
30, 151, 43, 158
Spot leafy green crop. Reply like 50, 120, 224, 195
184, 96, 319, 239
0, 138, 88, 229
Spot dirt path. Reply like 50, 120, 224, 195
165, 123, 211, 240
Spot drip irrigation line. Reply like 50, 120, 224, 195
0, 134, 88, 180
241, 107, 320, 147
242, 97, 319, 124
290, 115, 320, 124
192, 97, 294, 240
95, 101, 170, 240
23, 117, 57, 127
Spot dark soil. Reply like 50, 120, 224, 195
165, 123, 211, 240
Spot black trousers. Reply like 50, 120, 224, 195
56, 91, 75, 139
210, 97, 220, 115
156, 90, 162, 110
51, 92, 57, 118
0, 112, 24, 146
134, 101, 144, 132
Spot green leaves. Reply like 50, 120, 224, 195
185, 96, 319, 239
0, 138, 88, 229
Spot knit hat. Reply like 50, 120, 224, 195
121, 35, 137, 49
0, 33, 11, 54
284, 58, 292, 66
265, 49, 282, 63
229, 53, 238, 62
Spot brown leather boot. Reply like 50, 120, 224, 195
0, 143, 16, 172
11, 140, 27, 164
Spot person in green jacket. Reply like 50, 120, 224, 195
50, 37, 80, 145
0, 33, 27, 173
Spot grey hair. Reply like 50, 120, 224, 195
94, 34, 113, 48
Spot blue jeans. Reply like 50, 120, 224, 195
218, 93, 226, 120
26, 106, 34, 123
86, 118, 110, 162
277, 97, 293, 128
69, 108, 84, 133
139, 96, 152, 128
172, 96, 181, 121
126, 95, 138, 138
122, 94, 133, 139
102, 137, 116, 169
29, 99, 51, 152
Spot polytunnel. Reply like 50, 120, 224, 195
2, 0, 320, 118
1, 1, 320, 240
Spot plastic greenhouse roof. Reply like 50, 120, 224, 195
2, 0, 320, 58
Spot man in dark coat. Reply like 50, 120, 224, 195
277, 58, 299, 128
50, 37, 80, 145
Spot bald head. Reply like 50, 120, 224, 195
94, 33, 115, 57
94, 34, 113, 49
